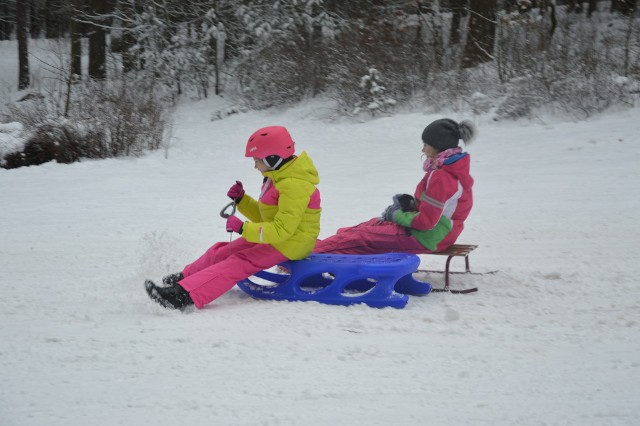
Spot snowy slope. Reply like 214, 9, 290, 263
1, 96, 640, 426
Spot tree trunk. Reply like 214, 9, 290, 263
568, 0, 584, 14
45, 0, 67, 38
623, 2, 637, 75
611, 0, 637, 16
461, 0, 497, 69
549, 1, 557, 39
88, 25, 106, 80
121, 29, 137, 73
119, 0, 141, 74
449, 0, 466, 46
87, 0, 111, 80
29, 1, 43, 38
214, 23, 227, 96
70, 8, 82, 78
17, 0, 30, 90
587, 0, 598, 17
0, 1, 14, 40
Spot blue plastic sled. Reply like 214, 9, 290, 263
237, 253, 432, 309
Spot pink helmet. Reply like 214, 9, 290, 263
245, 126, 295, 159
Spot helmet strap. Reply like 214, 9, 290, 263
264, 155, 285, 170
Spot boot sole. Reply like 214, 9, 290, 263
145, 280, 179, 310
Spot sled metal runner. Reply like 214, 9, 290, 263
417, 244, 495, 294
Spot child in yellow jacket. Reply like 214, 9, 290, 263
145, 126, 321, 310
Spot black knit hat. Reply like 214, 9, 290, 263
421, 118, 476, 151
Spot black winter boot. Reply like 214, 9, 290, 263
145, 280, 194, 310
162, 271, 184, 287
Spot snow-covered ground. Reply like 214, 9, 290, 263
1, 36, 640, 424
2, 96, 639, 425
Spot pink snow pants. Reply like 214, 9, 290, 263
314, 217, 431, 255
179, 238, 287, 309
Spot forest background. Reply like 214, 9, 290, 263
0, 0, 639, 167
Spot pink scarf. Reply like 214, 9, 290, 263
422, 147, 463, 172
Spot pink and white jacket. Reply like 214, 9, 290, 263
406, 153, 474, 251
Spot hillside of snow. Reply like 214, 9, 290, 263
1, 93, 639, 425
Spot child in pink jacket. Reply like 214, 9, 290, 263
314, 118, 476, 255
145, 126, 321, 310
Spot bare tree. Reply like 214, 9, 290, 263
0, 0, 15, 40
567, 0, 584, 14
611, 0, 638, 16
29, 0, 44, 38
69, 0, 82, 78
450, 0, 467, 46
461, 0, 497, 69
587, 0, 598, 17
17, 0, 30, 89
45, 0, 69, 38
116, 0, 141, 74
622, 0, 638, 75
87, 0, 113, 80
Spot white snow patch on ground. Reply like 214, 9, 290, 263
1, 95, 639, 424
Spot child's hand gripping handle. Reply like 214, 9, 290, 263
221, 199, 243, 234
225, 216, 244, 234
227, 181, 245, 202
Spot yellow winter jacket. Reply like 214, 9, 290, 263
237, 151, 321, 260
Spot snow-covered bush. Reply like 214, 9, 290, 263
232, 0, 332, 109
325, 18, 436, 116
75, 81, 169, 157
1, 81, 170, 168
494, 6, 640, 119
115, 2, 229, 101
468, 92, 494, 116
0, 122, 26, 167
352, 68, 396, 116
210, 105, 249, 121
494, 77, 543, 120
2, 121, 105, 169
234, 36, 323, 109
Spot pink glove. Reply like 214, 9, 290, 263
226, 215, 244, 234
227, 180, 245, 202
